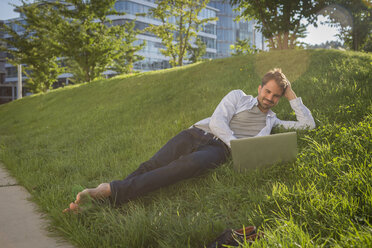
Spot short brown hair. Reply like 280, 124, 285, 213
261, 68, 289, 95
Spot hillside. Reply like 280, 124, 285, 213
0, 49, 371, 247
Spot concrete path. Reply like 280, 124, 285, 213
0, 165, 75, 248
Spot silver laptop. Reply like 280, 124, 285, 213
230, 132, 297, 172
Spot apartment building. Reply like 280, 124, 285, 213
0, 18, 29, 104
0, 0, 264, 104
210, 0, 266, 58
0, 21, 6, 86
112, 0, 219, 71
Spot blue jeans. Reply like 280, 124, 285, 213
109, 127, 230, 205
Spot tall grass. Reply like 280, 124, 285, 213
0, 49, 371, 247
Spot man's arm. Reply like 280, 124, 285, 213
275, 83, 316, 130
283, 82, 297, 101
209, 90, 243, 147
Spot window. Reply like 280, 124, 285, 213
199, 36, 216, 49
115, 1, 157, 20
199, 8, 216, 19
139, 40, 164, 55
201, 23, 216, 35
6, 67, 17, 78
134, 57, 170, 71
202, 52, 216, 59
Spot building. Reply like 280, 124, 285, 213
0, 21, 6, 85
0, 17, 30, 104
209, 0, 266, 58
111, 0, 219, 71
0, 0, 264, 104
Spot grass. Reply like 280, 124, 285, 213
0, 49, 371, 247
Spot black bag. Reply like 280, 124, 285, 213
206, 226, 263, 248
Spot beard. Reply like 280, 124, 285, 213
258, 98, 274, 110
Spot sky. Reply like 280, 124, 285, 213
0, 0, 340, 46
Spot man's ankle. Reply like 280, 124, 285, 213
97, 183, 111, 198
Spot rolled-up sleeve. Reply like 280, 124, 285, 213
275, 97, 316, 130
209, 90, 242, 147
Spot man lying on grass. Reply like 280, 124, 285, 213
63, 68, 315, 212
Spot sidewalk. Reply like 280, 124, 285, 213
0, 164, 75, 248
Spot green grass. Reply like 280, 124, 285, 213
0, 49, 371, 247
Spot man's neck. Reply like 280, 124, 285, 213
257, 103, 269, 113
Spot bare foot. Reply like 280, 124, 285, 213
63, 183, 111, 213
62, 202, 80, 213
62, 189, 91, 213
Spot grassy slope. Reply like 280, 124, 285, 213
0, 49, 371, 247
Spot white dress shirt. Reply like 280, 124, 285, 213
193, 89, 316, 147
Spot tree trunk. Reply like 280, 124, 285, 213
277, 33, 282, 49
353, 28, 359, 51
179, 12, 183, 66
282, 1, 291, 50
283, 32, 289, 49
290, 20, 301, 49
268, 37, 275, 49
289, 33, 296, 49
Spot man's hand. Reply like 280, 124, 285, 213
284, 81, 297, 101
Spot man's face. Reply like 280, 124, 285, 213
257, 79, 283, 113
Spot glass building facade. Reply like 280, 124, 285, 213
0, 21, 6, 90
111, 0, 218, 71
1, 0, 265, 103
209, 0, 266, 58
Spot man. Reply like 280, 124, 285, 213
63, 68, 315, 212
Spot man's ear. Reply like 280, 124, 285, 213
258, 85, 262, 94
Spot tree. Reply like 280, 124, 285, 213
109, 21, 146, 74
1, 0, 145, 88
50, 0, 144, 83
146, 0, 217, 67
230, 0, 327, 50
187, 37, 207, 63
320, 1, 371, 51
230, 38, 259, 56
0, 0, 63, 93
362, 34, 372, 52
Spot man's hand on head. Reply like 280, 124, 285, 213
284, 81, 297, 101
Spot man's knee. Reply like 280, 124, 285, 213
190, 151, 225, 171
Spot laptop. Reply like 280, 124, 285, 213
230, 132, 297, 172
